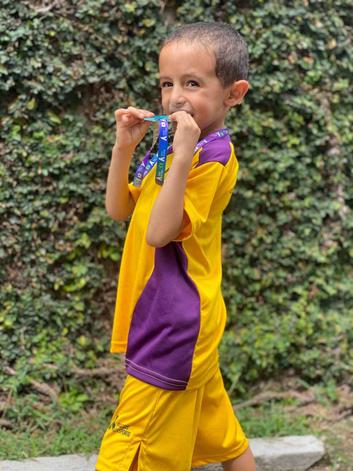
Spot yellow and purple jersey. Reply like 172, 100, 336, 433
110, 129, 239, 390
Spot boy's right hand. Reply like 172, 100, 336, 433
169, 111, 201, 165
114, 107, 155, 153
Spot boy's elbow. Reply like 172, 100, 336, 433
146, 232, 168, 248
105, 194, 135, 222
105, 201, 134, 222
146, 225, 181, 248
105, 205, 129, 222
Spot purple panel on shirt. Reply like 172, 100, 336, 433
126, 242, 200, 390
196, 134, 231, 167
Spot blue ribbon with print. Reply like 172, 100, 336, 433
155, 119, 169, 185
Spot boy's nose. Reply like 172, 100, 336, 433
170, 86, 187, 108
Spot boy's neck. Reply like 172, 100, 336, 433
200, 123, 226, 140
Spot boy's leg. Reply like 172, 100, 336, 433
191, 368, 255, 470
222, 447, 256, 471
96, 376, 154, 471
98, 373, 204, 471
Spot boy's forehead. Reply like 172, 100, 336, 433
159, 41, 216, 76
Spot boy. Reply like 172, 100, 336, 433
96, 22, 256, 471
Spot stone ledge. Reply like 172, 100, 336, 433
0, 435, 325, 471
193, 436, 325, 471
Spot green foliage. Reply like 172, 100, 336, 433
219, 0, 353, 388
236, 402, 309, 438
0, 393, 111, 459
1, 0, 352, 405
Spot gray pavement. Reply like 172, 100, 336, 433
0, 435, 325, 471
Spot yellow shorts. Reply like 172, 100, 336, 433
96, 368, 248, 471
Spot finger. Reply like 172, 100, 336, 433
115, 110, 141, 127
139, 109, 155, 118
121, 114, 133, 124
169, 111, 195, 127
115, 107, 155, 122
115, 111, 134, 125
115, 109, 139, 126
115, 108, 129, 120
127, 106, 148, 120
114, 106, 143, 122
170, 112, 199, 132
169, 110, 189, 120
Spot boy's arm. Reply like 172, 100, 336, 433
145, 157, 191, 246
146, 112, 200, 247
105, 107, 154, 221
105, 145, 135, 221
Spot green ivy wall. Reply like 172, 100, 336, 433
1, 0, 352, 397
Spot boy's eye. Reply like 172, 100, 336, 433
160, 81, 173, 88
186, 80, 199, 87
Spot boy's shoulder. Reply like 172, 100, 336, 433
196, 134, 233, 168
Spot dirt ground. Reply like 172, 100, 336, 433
298, 384, 353, 470
234, 377, 353, 471
309, 416, 353, 470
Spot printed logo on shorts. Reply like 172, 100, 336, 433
109, 419, 131, 437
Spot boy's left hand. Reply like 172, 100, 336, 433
169, 111, 200, 164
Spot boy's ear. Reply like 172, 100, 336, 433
225, 80, 249, 107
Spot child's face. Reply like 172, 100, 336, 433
159, 41, 230, 138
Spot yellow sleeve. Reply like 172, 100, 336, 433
128, 181, 142, 204
173, 161, 226, 242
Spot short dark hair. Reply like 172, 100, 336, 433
161, 22, 249, 86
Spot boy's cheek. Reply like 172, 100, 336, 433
161, 90, 170, 103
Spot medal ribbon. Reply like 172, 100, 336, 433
155, 119, 169, 185
133, 122, 229, 187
